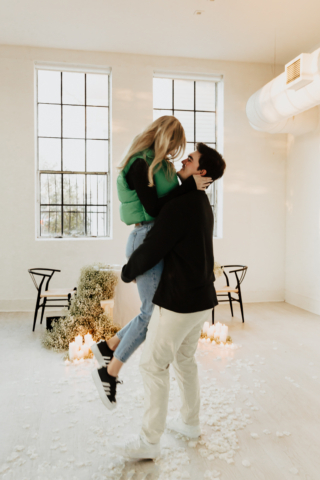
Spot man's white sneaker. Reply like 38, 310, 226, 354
113, 435, 160, 459
167, 414, 201, 438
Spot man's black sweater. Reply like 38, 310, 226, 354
121, 190, 218, 314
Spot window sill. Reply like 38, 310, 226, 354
36, 236, 112, 241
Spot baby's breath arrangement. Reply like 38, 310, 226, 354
214, 261, 224, 279
42, 264, 120, 352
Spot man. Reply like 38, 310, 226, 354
114, 143, 226, 459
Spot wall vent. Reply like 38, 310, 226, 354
285, 54, 314, 91
286, 59, 301, 84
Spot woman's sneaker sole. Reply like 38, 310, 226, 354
91, 369, 116, 411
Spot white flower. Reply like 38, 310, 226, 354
14, 446, 25, 452
7, 452, 20, 462
0, 465, 10, 474
213, 262, 224, 278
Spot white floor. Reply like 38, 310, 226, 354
1, 302, 320, 480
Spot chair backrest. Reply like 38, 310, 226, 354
28, 268, 61, 294
221, 265, 248, 287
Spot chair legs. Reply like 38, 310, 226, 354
40, 298, 47, 325
238, 288, 245, 323
67, 293, 72, 309
228, 293, 234, 317
32, 294, 41, 332
214, 294, 245, 323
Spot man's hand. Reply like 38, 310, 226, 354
193, 175, 213, 191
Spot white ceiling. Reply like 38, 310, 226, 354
1, 0, 320, 65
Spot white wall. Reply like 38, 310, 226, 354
0, 45, 287, 311
285, 117, 320, 315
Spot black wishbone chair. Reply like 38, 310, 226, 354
28, 268, 76, 332
212, 265, 248, 324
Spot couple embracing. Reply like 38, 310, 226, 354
91, 116, 226, 459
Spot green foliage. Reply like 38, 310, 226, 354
42, 264, 120, 351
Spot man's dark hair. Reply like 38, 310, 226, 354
196, 143, 226, 182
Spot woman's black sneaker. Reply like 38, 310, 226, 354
91, 367, 121, 410
91, 340, 114, 368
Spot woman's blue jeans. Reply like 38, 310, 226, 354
115, 222, 164, 363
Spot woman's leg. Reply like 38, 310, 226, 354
107, 224, 143, 353
111, 257, 163, 366
107, 222, 163, 376
107, 335, 121, 351
106, 225, 140, 350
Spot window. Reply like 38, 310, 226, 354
153, 74, 223, 237
36, 65, 110, 238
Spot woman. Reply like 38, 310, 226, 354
92, 116, 212, 409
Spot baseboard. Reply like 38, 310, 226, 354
0, 298, 66, 313
285, 290, 320, 316
0, 290, 285, 313
237, 290, 285, 303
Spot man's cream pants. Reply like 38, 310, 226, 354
139, 306, 212, 444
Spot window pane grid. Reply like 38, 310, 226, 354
39, 173, 108, 237
38, 103, 109, 107
153, 78, 216, 144
153, 77, 218, 230
154, 108, 216, 113
37, 69, 110, 238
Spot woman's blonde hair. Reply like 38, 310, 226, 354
119, 116, 186, 187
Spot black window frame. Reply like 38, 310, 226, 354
153, 76, 220, 236
36, 66, 111, 239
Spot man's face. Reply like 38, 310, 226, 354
177, 150, 206, 180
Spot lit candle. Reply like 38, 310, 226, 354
220, 325, 228, 343
75, 335, 83, 347
207, 325, 215, 338
81, 344, 89, 357
76, 348, 85, 359
69, 341, 78, 361
202, 322, 209, 335
84, 333, 93, 346
219, 331, 226, 342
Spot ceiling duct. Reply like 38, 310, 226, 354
285, 54, 313, 90
286, 58, 301, 85
246, 48, 320, 135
